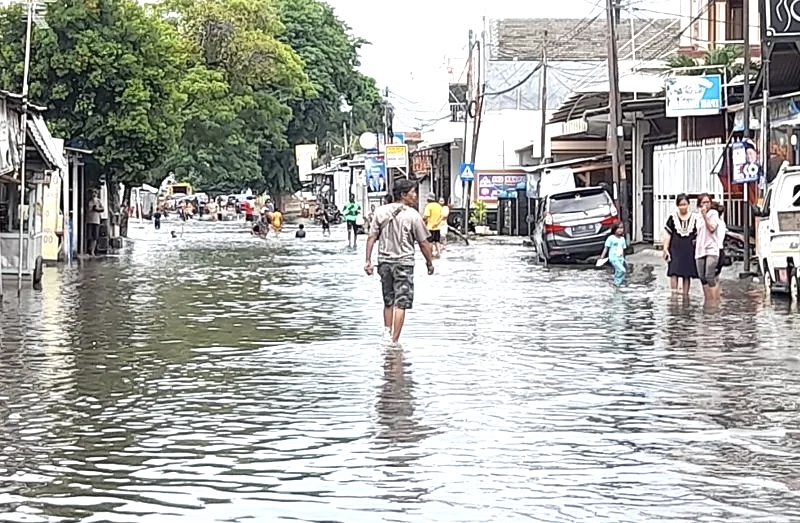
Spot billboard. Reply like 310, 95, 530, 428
665, 75, 723, 117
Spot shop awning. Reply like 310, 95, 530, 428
27, 113, 66, 171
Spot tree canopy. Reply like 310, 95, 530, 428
0, 0, 383, 195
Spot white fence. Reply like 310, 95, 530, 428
652, 141, 726, 244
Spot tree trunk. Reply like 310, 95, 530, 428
120, 184, 131, 238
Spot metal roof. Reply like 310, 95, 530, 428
522, 154, 610, 173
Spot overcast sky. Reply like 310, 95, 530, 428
325, 0, 681, 130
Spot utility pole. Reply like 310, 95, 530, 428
741, 0, 753, 275
462, 30, 474, 235
605, 0, 628, 238
539, 31, 548, 163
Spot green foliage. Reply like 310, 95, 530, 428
0, 0, 383, 195
470, 200, 488, 226
666, 46, 758, 79
0, 0, 188, 186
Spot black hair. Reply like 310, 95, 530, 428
384, 194, 394, 204
716, 203, 725, 215
697, 193, 713, 206
298, 223, 305, 229
675, 193, 690, 206
612, 220, 625, 233
391, 179, 417, 201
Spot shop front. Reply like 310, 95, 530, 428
0, 96, 66, 288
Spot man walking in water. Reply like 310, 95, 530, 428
365, 179, 434, 345
343, 193, 361, 249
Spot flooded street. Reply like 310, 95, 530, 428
3, 220, 800, 522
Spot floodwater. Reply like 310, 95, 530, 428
2, 219, 800, 523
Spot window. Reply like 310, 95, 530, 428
549, 191, 612, 214
726, 0, 743, 41
762, 189, 772, 214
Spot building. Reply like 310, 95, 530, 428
415, 16, 682, 232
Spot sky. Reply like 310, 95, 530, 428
324, 0, 682, 131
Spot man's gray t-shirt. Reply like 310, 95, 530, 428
369, 203, 429, 266
87, 197, 103, 225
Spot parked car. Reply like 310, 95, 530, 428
755, 164, 800, 300
532, 186, 618, 264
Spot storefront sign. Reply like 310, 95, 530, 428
477, 173, 526, 201
765, 0, 800, 40
384, 144, 408, 169
733, 96, 800, 131
665, 74, 723, 117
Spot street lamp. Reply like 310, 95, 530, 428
340, 99, 352, 155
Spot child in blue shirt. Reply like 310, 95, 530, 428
601, 221, 627, 286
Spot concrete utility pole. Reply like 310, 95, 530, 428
462, 30, 474, 235
741, 0, 753, 275
605, 0, 629, 237
539, 31, 548, 163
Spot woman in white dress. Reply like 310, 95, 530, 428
439, 198, 450, 250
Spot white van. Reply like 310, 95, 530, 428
755, 164, 800, 300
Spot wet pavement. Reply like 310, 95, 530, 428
2, 219, 800, 522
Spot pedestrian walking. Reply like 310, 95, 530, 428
86, 189, 104, 256
439, 198, 450, 250
601, 221, 628, 287
661, 193, 698, 295
422, 192, 444, 257
695, 193, 721, 303
365, 179, 435, 345
343, 194, 361, 249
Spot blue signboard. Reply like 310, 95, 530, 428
459, 162, 475, 182
365, 156, 386, 193
665, 74, 723, 117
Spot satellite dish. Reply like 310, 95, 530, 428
359, 132, 378, 150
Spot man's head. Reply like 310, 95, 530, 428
349, 193, 355, 202
298, 224, 305, 230
392, 179, 418, 205
426, 192, 436, 203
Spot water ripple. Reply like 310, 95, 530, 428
1, 220, 799, 522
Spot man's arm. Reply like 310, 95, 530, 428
364, 214, 380, 274
412, 216, 434, 270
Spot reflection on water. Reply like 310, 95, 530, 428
1, 220, 800, 522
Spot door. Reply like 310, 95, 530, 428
641, 144, 654, 242
756, 187, 773, 270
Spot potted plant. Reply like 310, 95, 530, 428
470, 200, 489, 235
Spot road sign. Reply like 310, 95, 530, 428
385, 144, 408, 169
460, 163, 475, 182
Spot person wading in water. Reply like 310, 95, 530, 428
343, 194, 361, 249
364, 179, 434, 345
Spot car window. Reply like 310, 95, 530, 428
549, 192, 610, 214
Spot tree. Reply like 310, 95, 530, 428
158, 0, 309, 195
0, 0, 188, 188
258, 0, 384, 191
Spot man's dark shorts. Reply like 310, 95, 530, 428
378, 263, 415, 310
347, 220, 358, 232
86, 223, 99, 242
428, 229, 441, 243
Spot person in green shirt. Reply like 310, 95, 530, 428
343, 193, 362, 249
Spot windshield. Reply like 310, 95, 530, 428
549, 191, 610, 214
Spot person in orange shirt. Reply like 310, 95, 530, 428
270, 208, 283, 236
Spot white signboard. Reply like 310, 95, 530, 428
384, 144, 408, 169
665, 74, 723, 118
